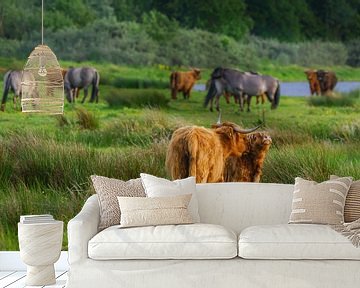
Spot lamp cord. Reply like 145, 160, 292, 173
41, 0, 44, 45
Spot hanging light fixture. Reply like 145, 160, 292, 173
21, 0, 64, 114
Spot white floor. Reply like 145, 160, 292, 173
0, 252, 69, 288
0, 271, 67, 288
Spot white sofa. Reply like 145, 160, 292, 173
66, 182, 360, 288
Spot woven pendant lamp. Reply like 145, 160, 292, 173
21, 0, 64, 114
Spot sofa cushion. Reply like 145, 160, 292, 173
91, 175, 146, 230
238, 224, 360, 260
118, 194, 193, 228
88, 223, 237, 260
289, 177, 352, 225
330, 175, 360, 223
140, 173, 200, 222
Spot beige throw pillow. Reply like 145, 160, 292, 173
330, 175, 360, 223
91, 175, 146, 230
289, 177, 352, 225
118, 194, 193, 228
140, 173, 200, 222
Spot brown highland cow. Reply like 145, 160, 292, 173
224, 132, 272, 182
170, 68, 201, 100
166, 122, 259, 183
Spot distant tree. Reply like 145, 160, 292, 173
142, 10, 179, 42
148, 0, 252, 39
45, 0, 94, 29
112, 0, 148, 22
245, 0, 317, 41
84, 0, 115, 19
0, 0, 39, 40
306, 0, 360, 41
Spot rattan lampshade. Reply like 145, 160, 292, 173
21, 44, 64, 114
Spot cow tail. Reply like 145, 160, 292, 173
91, 70, 100, 103
1, 71, 12, 111
204, 79, 217, 108
166, 132, 190, 180
188, 134, 198, 181
272, 80, 280, 109
170, 72, 177, 99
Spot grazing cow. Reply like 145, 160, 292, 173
316, 70, 337, 95
64, 67, 100, 103
205, 67, 280, 112
1, 70, 22, 111
1, 70, 34, 111
170, 68, 201, 100
166, 120, 259, 183
206, 79, 236, 104
304, 70, 321, 96
62, 69, 81, 100
205, 71, 262, 107
224, 132, 272, 182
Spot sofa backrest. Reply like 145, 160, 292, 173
196, 182, 294, 234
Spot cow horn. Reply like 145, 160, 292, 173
233, 125, 261, 134
216, 110, 222, 125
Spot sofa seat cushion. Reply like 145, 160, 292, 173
238, 224, 360, 260
89, 223, 237, 260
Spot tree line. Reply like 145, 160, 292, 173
0, 0, 359, 67
0, 0, 359, 42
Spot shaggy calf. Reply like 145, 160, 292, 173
166, 122, 259, 183
170, 68, 201, 100
224, 132, 272, 182
304, 70, 321, 96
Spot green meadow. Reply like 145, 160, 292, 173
0, 58, 360, 250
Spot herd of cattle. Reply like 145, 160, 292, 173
1, 67, 100, 111
170, 68, 339, 112
170, 67, 280, 112
2, 66, 338, 112
166, 113, 272, 183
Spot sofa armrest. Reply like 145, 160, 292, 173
68, 194, 100, 264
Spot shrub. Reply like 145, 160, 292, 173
56, 115, 71, 128
248, 36, 348, 67
0, 19, 352, 68
105, 89, 169, 108
307, 93, 355, 107
331, 120, 360, 142
76, 108, 99, 130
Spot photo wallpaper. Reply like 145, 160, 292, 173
0, 0, 359, 250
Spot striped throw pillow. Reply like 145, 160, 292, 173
289, 177, 352, 225
118, 194, 193, 228
330, 175, 360, 223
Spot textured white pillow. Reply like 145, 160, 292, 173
140, 173, 200, 222
118, 194, 193, 228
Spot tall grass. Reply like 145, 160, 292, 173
307, 89, 360, 107
112, 77, 168, 89
262, 143, 360, 184
0, 134, 168, 250
105, 89, 169, 108
76, 108, 99, 130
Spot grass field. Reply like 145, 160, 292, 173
0, 59, 360, 250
